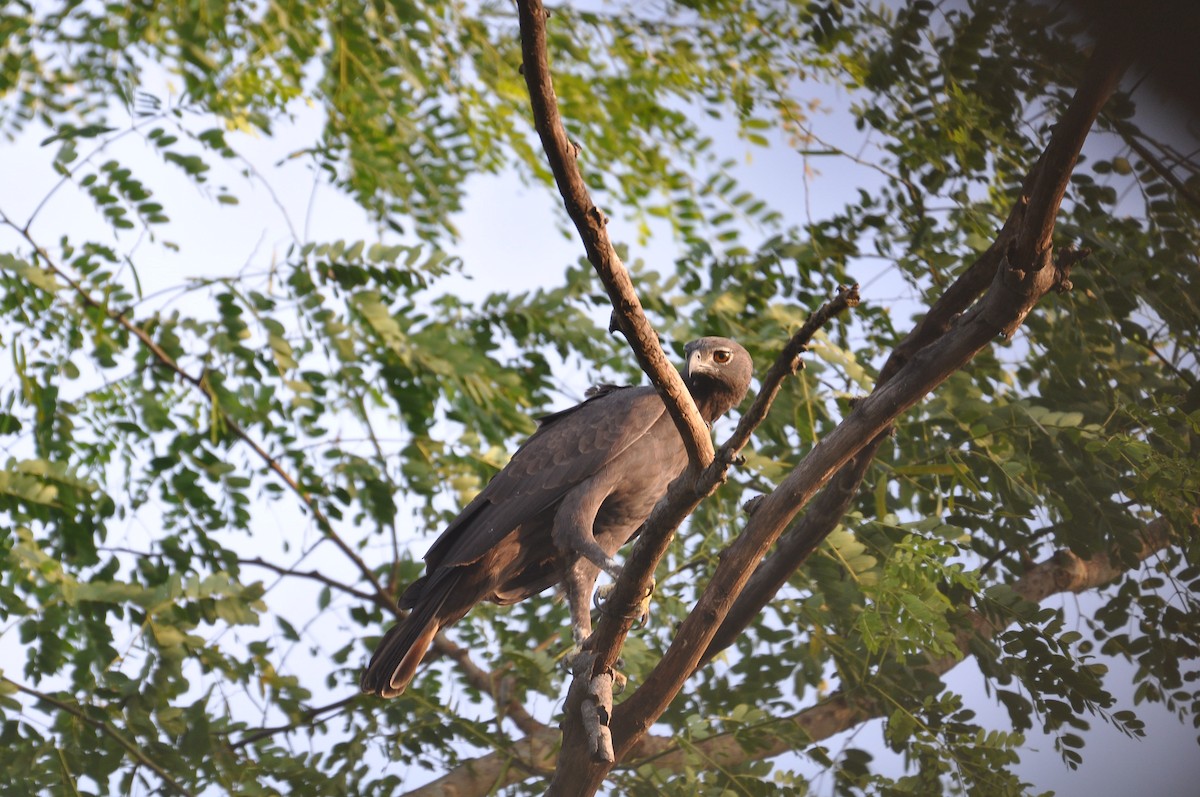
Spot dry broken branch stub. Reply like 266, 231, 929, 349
581, 666, 617, 763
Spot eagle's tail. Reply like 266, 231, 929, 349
360, 572, 456, 698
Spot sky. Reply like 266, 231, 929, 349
1, 12, 1198, 795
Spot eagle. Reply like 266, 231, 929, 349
361, 337, 753, 697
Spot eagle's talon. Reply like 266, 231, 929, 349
593, 582, 612, 611
593, 578, 656, 626
612, 670, 628, 694
635, 578, 655, 626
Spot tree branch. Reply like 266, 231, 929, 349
710, 284, 861, 473
515, 0, 712, 470
6, 678, 197, 797
517, 0, 859, 778
1120, 130, 1200, 214
230, 696, 358, 750
240, 557, 386, 608
696, 112, 1067, 667
583, 32, 1131, 793
1012, 35, 1132, 268
397, 516, 1179, 797
701, 432, 883, 666
696, 145, 1041, 667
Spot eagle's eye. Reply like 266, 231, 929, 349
713, 349, 732, 364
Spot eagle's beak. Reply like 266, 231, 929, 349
686, 349, 715, 379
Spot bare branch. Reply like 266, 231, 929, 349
230, 696, 358, 750
240, 557, 385, 608
711, 284, 861, 473
515, 0, 712, 470
1012, 36, 1132, 268
1120, 131, 1200, 214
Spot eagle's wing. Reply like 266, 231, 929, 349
420, 385, 667, 572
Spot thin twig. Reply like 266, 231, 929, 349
230, 695, 359, 749
6, 678, 197, 797
0, 214, 390, 608
706, 284, 861, 479
239, 557, 386, 608
1120, 130, 1200, 213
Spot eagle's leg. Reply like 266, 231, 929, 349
561, 543, 625, 646
552, 490, 626, 648
563, 555, 603, 648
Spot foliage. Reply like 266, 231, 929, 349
0, 1, 1197, 795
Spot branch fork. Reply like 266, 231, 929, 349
519, 0, 1129, 792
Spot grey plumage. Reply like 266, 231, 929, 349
361, 337, 753, 698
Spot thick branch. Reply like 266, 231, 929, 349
516, 0, 711, 469
593, 35, 1131, 788
701, 432, 884, 665
608, 237, 1075, 764
697, 183, 1026, 664
1012, 35, 1132, 267
701, 235, 1020, 665
399, 517, 1178, 797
